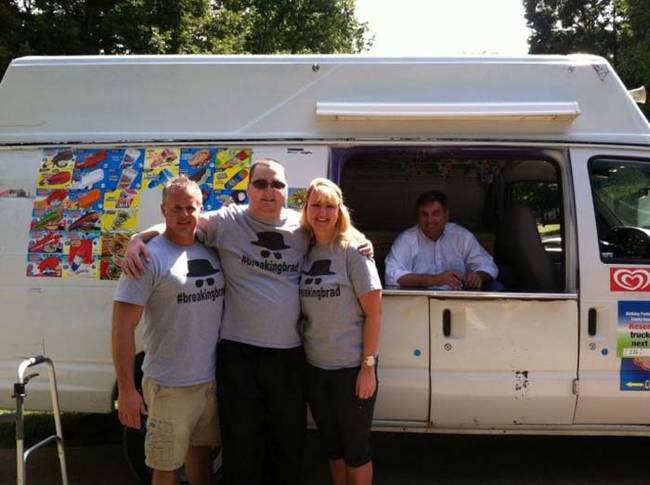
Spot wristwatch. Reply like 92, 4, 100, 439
362, 355, 377, 367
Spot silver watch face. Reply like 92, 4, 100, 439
364, 355, 376, 367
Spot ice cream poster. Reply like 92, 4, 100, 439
28, 146, 254, 280
616, 301, 650, 358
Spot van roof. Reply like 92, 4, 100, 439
1, 54, 648, 145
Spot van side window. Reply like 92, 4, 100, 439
337, 149, 565, 292
510, 181, 562, 255
589, 158, 650, 264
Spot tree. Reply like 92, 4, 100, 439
523, 0, 649, 118
0, 0, 371, 77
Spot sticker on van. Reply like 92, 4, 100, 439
610, 268, 650, 292
620, 358, 650, 391
616, 301, 650, 357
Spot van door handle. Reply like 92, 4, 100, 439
443, 309, 451, 337
588, 308, 597, 336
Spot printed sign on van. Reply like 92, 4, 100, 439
610, 268, 650, 292
617, 301, 650, 358
620, 358, 650, 391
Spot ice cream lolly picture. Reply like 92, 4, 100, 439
40, 148, 76, 171
145, 147, 179, 170
213, 167, 249, 190
75, 150, 107, 170
37, 170, 73, 189
103, 188, 141, 210
27, 253, 64, 278
62, 234, 100, 278
66, 210, 102, 232
31, 207, 65, 231
28, 231, 64, 253
101, 208, 139, 232
216, 148, 251, 169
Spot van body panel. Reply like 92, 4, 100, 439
374, 295, 429, 422
429, 298, 578, 425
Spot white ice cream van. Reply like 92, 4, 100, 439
1, 54, 650, 472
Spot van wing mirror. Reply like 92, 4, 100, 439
629, 86, 646, 104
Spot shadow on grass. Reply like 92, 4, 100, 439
0, 412, 122, 449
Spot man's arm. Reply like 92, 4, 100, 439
386, 231, 462, 288
122, 223, 165, 277
112, 301, 147, 429
356, 289, 382, 399
397, 271, 462, 289
122, 211, 216, 277
462, 231, 498, 289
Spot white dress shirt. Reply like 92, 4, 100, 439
385, 223, 498, 289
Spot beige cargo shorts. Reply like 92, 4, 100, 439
142, 378, 220, 471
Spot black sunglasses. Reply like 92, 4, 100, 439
250, 179, 286, 190
195, 278, 215, 288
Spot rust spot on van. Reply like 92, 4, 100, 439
514, 370, 529, 393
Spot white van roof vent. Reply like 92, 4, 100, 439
315, 102, 581, 123
629, 86, 646, 104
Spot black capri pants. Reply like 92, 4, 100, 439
306, 363, 378, 467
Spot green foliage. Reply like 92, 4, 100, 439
523, 0, 649, 118
511, 181, 561, 226
0, 0, 371, 77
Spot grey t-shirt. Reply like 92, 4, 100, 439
114, 235, 224, 387
299, 242, 382, 369
204, 204, 309, 348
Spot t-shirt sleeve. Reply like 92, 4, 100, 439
384, 232, 414, 286
202, 207, 228, 248
347, 247, 382, 298
113, 264, 156, 306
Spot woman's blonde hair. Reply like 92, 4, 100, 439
300, 178, 363, 248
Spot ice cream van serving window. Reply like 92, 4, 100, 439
335, 147, 565, 293
589, 157, 650, 264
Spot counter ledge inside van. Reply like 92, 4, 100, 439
381, 287, 577, 300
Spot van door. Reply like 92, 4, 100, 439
429, 294, 578, 426
572, 147, 650, 423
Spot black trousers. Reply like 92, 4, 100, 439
217, 339, 306, 485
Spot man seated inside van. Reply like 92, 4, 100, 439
385, 190, 499, 290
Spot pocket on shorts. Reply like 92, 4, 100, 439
145, 417, 175, 467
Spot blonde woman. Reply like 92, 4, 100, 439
299, 178, 382, 485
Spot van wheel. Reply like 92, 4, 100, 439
122, 425, 222, 484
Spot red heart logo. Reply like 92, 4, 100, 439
613, 269, 650, 291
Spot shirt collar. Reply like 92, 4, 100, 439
417, 224, 447, 243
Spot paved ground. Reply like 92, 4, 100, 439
2, 429, 650, 484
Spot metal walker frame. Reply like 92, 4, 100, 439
0, 356, 69, 485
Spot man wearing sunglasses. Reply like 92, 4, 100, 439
123, 159, 309, 485
113, 176, 224, 485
